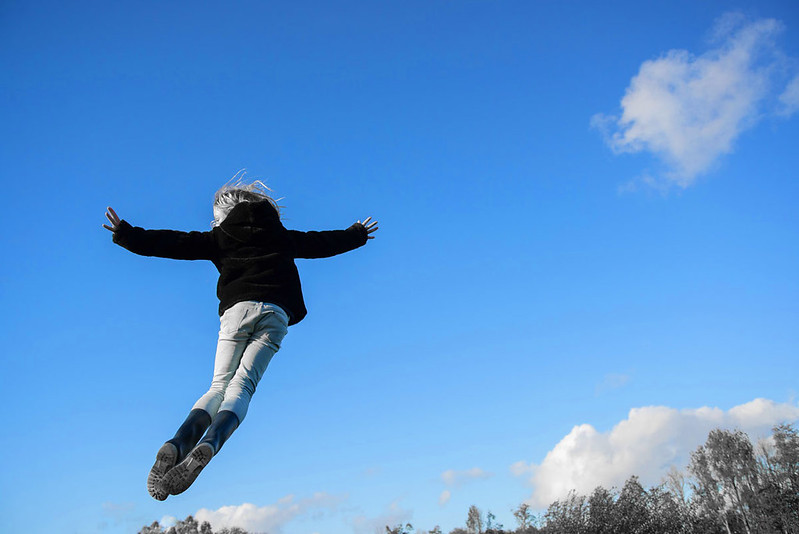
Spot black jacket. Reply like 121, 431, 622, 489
112, 200, 369, 325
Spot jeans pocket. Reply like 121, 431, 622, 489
220, 302, 252, 336
253, 310, 288, 350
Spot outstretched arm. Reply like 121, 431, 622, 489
103, 206, 216, 261
288, 216, 378, 259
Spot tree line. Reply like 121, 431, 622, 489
139, 423, 798, 534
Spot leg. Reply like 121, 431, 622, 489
146, 302, 252, 501
163, 303, 288, 495
191, 302, 255, 417
218, 305, 287, 422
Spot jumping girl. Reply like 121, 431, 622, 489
103, 179, 378, 500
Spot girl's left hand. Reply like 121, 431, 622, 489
103, 207, 121, 232
358, 216, 379, 239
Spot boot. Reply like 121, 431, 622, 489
162, 410, 239, 495
147, 409, 212, 501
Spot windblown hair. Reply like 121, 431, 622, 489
212, 170, 282, 227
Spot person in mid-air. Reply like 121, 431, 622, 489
103, 177, 378, 500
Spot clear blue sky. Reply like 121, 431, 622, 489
1, 1, 798, 533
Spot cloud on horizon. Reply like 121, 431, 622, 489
593, 12, 798, 189
351, 500, 413, 534
194, 493, 345, 534
512, 398, 799, 507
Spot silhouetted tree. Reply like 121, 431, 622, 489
386, 523, 414, 534
166, 515, 202, 534
485, 510, 506, 533
138, 518, 251, 534
512, 502, 539, 533
690, 429, 761, 534
754, 423, 799, 534
543, 490, 587, 534
139, 522, 163, 534
586, 486, 615, 534
467, 505, 484, 534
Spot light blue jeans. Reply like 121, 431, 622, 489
192, 301, 289, 423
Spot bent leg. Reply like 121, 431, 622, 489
192, 303, 252, 417
161, 303, 288, 497
219, 305, 288, 423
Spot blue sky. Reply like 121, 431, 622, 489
1, 1, 798, 533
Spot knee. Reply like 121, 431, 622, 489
229, 374, 258, 397
203, 383, 228, 403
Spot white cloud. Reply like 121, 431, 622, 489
195, 493, 345, 534
594, 13, 798, 188
437, 467, 492, 507
441, 467, 493, 487
778, 75, 799, 116
513, 398, 799, 507
510, 460, 533, 477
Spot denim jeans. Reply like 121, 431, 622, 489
192, 301, 289, 423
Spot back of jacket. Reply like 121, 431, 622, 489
212, 200, 306, 323
112, 200, 368, 325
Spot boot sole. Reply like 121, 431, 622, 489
147, 443, 178, 501
162, 442, 214, 495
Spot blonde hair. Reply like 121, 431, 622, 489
212, 170, 282, 227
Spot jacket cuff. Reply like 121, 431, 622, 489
112, 220, 133, 245
350, 223, 369, 244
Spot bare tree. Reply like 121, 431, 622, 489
512, 503, 535, 532
386, 523, 414, 534
466, 505, 483, 534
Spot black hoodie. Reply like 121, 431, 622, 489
112, 200, 369, 325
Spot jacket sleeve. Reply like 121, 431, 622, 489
287, 223, 369, 259
112, 220, 216, 261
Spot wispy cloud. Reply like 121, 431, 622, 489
593, 12, 798, 189
512, 398, 799, 507
594, 373, 631, 396
778, 75, 799, 116
351, 500, 413, 534
441, 467, 492, 486
438, 467, 493, 507
195, 493, 345, 534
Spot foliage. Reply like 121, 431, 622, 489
386, 523, 415, 534
141, 424, 798, 534
137, 516, 250, 534
538, 423, 798, 534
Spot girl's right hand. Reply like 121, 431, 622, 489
103, 207, 121, 232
